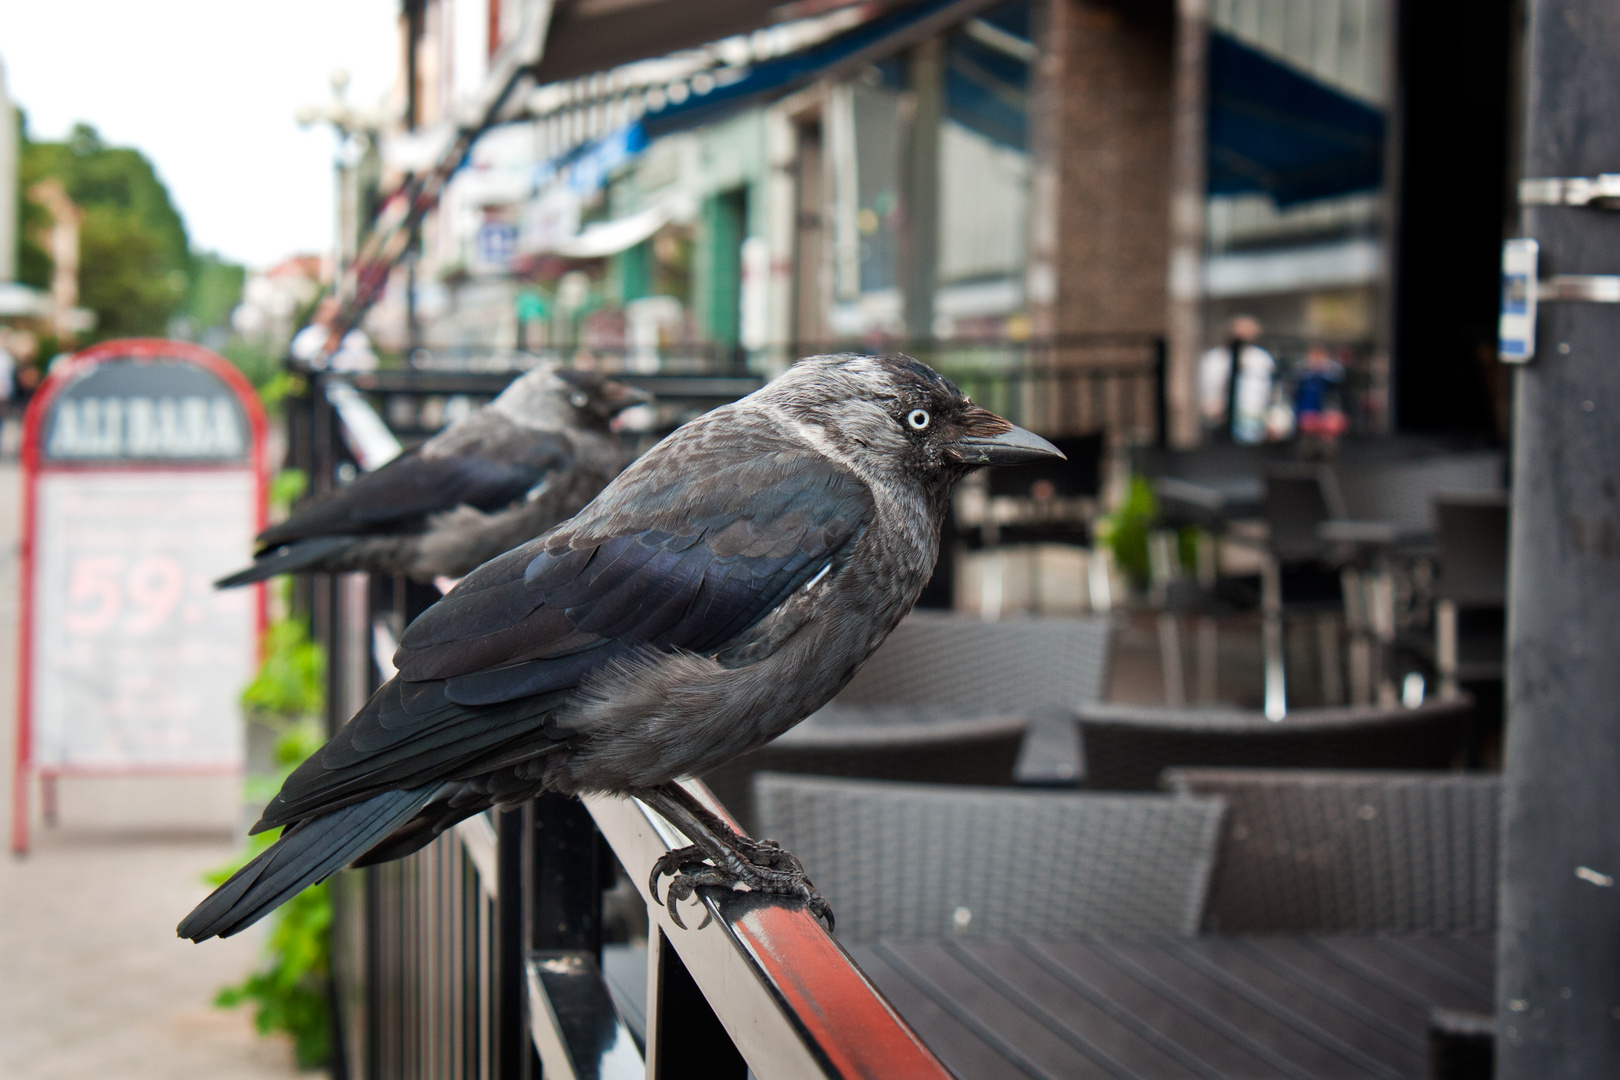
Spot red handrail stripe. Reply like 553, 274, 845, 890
730, 905, 954, 1080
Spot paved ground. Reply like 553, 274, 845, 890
0, 452, 301, 1079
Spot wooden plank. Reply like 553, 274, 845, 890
1401, 934, 1495, 989
1309, 938, 1492, 1013
948, 941, 1205, 1080
866, 942, 1078, 1080
1168, 940, 1423, 1077
845, 945, 1038, 1080
1027, 940, 1284, 1078
1099, 940, 1392, 1079
1211, 939, 1429, 1054
1251, 938, 1446, 1019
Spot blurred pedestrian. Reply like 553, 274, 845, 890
1293, 344, 1347, 452
1198, 315, 1275, 444
0, 334, 14, 456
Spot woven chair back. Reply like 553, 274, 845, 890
835, 611, 1114, 712
1165, 768, 1500, 933
756, 774, 1225, 941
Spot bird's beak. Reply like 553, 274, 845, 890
947, 407, 1066, 466
602, 378, 654, 412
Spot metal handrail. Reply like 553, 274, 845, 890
582, 783, 951, 1079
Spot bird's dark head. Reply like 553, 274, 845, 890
763, 353, 1064, 494
494, 364, 652, 430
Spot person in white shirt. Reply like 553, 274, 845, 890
0, 339, 14, 456
1198, 315, 1276, 444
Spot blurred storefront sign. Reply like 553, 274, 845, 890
11, 339, 267, 854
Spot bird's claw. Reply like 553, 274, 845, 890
648, 844, 709, 905
647, 838, 833, 932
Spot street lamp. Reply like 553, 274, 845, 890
297, 69, 386, 288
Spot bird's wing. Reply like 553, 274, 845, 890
258, 441, 873, 830
396, 443, 873, 689
257, 420, 573, 546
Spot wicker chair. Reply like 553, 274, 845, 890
1163, 768, 1500, 933
833, 610, 1113, 711
838, 610, 1112, 785
1072, 695, 1474, 791
754, 774, 1226, 942
698, 712, 1028, 834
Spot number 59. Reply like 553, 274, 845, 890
63, 555, 186, 635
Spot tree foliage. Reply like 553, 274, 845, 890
17, 118, 246, 343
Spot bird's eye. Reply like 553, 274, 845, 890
906, 408, 931, 431
570, 392, 590, 408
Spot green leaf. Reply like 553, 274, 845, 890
1099, 474, 1159, 588
241, 619, 325, 719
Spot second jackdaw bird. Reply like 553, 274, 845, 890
216, 364, 648, 586
180, 354, 1061, 941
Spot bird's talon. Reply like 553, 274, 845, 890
665, 877, 692, 928
662, 873, 718, 930
649, 843, 710, 905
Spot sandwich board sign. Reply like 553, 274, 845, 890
12, 339, 266, 853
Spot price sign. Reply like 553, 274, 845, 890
13, 339, 266, 852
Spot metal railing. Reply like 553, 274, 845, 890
331, 766, 953, 1078
293, 332, 1166, 448
287, 364, 956, 1078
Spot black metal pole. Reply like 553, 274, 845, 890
1154, 336, 1169, 449
495, 806, 528, 1080
1497, 0, 1620, 1075
524, 793, 604, 957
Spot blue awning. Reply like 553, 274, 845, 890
944, 7, 1031, 151
639, 0, 997, 138
1206, 31, 1386, 207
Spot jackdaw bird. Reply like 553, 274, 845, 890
215, 365, 649, 586
180, 354, 1061, 941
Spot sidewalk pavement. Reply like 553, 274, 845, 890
0, 457, 302, 1079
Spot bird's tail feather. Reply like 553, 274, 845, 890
214, 536, 357, 588
179, 786, 439, 941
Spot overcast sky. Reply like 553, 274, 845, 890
1, 0, 399, 269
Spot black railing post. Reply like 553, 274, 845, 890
649, 930, 748, 1080
1154, 335, 1169, 449
495, 806, 529, 1080
523, 793, 604, 957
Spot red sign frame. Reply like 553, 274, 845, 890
12, 338, 269, 854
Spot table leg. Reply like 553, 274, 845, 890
1341, 567, 1372, 706
1262, 557, 1286, 720
1158, 613, 1186, 707
1197, 615, 1219, 703
1369, 568, 1398, 707
1317, 614, 1342, 705
1437, 598, 1460, 698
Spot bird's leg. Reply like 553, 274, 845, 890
653, 782, 808, 874
639, 783, 832, 931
